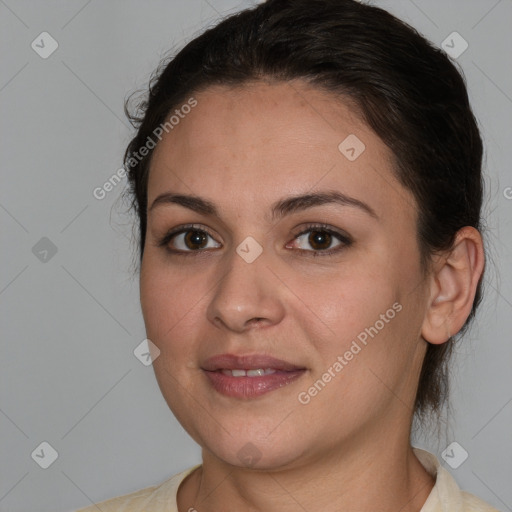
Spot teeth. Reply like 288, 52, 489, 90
220, 368, 277, 377
247, 369, 265, 377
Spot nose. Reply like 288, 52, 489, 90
206, 247, 286, 333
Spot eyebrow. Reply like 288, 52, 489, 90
149, 190, 378, 221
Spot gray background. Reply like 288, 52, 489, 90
1, 1, 511, 511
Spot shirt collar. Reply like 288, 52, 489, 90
413, 447, 464, 512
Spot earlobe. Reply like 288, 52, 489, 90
421, 227, 485, 345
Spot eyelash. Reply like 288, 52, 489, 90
157, 222, 353, 258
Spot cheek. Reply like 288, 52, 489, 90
140, 254, 204, 348
295, 249, 422, 382
297, 262, 398, 342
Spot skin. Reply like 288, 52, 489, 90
140, 80, 485, 512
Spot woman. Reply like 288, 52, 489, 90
77, 0, 499, 510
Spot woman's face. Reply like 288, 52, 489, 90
140, 81, 431, 469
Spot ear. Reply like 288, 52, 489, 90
421, 227, 485, 345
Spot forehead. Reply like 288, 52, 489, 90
147, 80, 416, 224
158, 81, 367, 152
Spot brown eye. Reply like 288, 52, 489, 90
308, 230, 333, 250
183, 230, 209, 250
293, 229, 341, 252
161, 226, 221, 253
288, 224, 352, 256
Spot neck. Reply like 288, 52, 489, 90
177, 424, 435, 512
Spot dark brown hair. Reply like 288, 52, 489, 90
123, 0, 485, 421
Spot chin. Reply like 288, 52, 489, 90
198, 425, 310, 471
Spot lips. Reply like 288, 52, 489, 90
201, 353, 307, 399
202, 353, 305, 372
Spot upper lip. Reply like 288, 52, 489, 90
201, 353, 305, 372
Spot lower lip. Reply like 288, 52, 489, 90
203, 370, 306, 398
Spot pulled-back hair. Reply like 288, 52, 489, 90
123, 0, 485, 421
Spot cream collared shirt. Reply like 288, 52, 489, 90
74, 448, 500, 512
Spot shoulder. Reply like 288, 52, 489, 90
460, 490, 501, 512
413, 448, 500, 512
74, 485, 158, 512
73, 465, 201, 512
